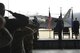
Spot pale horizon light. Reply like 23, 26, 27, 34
0, 0, 80, 18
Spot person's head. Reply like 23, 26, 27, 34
58, 15, 62, 20
0, 3, 5, 16
34, 16, 37, 20
75, 18, 78, 21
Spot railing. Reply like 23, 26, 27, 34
38, 28, 80, 40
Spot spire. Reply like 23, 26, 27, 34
49, 7, 51, 18
48, 7, 51, 29
59, 7, 62, 18
48, 7, 52, 38
71, 7, 74, 38
71, 7, 73, 20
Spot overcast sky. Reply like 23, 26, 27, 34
0, 0, 80, 17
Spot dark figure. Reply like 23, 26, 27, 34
23, 27, 33, 53
55, 16, 64, 40
55, 15, 64, 49
11, 27, 33, 53
6, 10, 29, 34
0, 3, 13, 53
72, 18, 79, 39
32, 16, 40, 40
6, 10, 33, 53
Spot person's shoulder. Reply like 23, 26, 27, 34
74, 21, 79, 23
14, 13, 29, 18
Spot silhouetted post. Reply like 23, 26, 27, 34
71, 8, 74, 39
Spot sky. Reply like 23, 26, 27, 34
0, 0, 80, 17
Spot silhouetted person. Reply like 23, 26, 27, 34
11, 27, 33, 53
0, 3, 13, 53
6, 10, 29, 34
72, 18, 79, 39
6, 10, 33, 53
23, 27, 33, 53
32, 16, 40, 40
56, 15, 64, 49
55, 16, 64, 40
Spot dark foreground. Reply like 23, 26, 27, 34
33, 40, 80, 49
